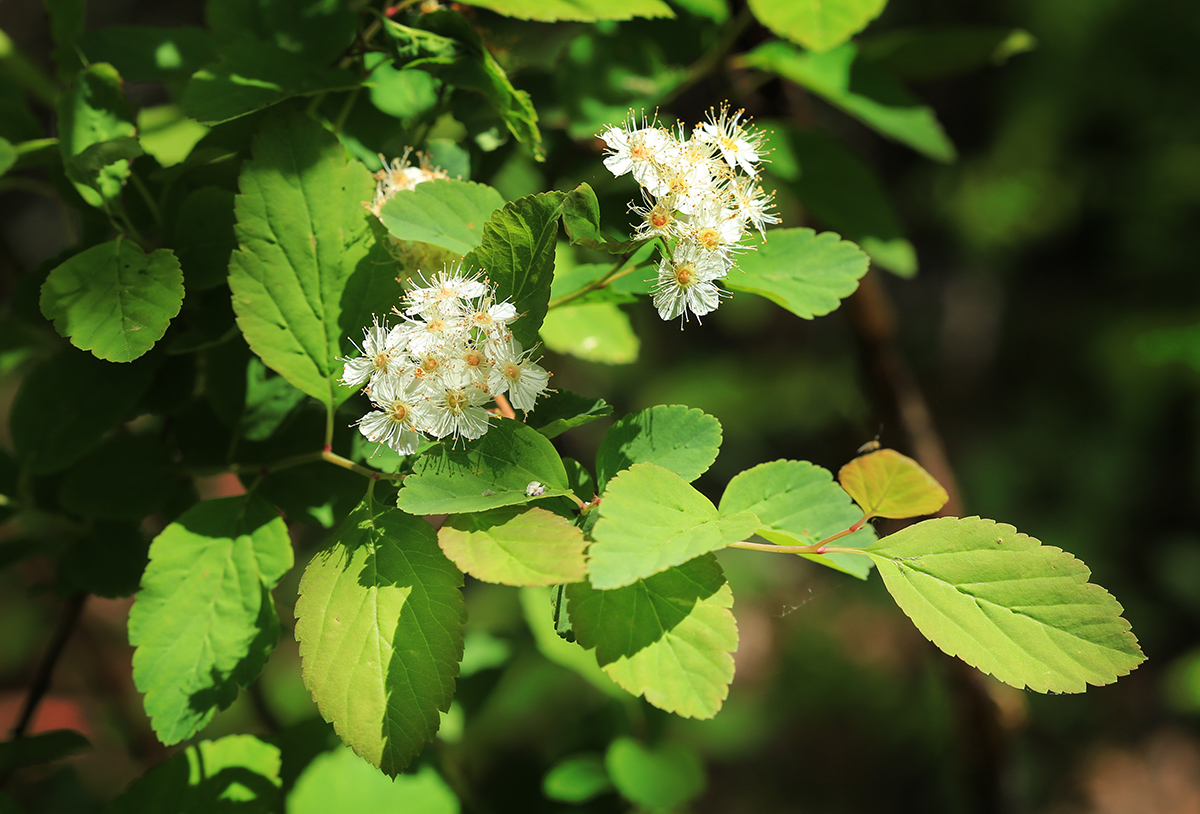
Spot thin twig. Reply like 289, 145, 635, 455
10, 591, 88, 739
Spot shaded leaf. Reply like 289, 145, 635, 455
595, 404, 722, 491
128, 495, 293, 745
229, 106, 401, 410
606, 738, 704, 812
439, 506, 587, 586
567, 553, 736, 718
742, 41, 956, 162
378, 179, 505, 256
861, 26, 1037, 82
719, 460, 876, 579
396, 419, 571, 515
60, 522, 150, 598
294, 497, 465, 776
865, 516, 1145, 693
77, 26, 215, 82
40, 239, 184, 362
172, 187, 237, 290
289, 747, 459, 814
588, 463, 758, 589
207, 0, 357, 64
725, 228, 869, 319
519, 587, 624, 698
839, 448, 948, 520
543, 754, 612, 804
526, 389, 612, 439
747, 0, 885, 53
0, 730, 91, 775
458, 0, 672, 22
0, 137, 14, 177
58, 433, 173, 520
462, 191, 565, 350
561, 182, 645, 255
540, 303, 639, 364
57, 62, 137, 207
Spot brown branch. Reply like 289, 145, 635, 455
10, 591, 87, 739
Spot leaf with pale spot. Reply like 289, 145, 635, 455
568, 554, 736, 719
294, 495, 465, 776
866, 516, 1145, 693
439, 506, 587, 586
839, 448, 948, 520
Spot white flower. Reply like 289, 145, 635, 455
357, 372, 429, 455
341, 316, 405, 390
364, 149, 449, 218
488, 339, 551, 412
730, 176, 779, 237
599, 117, 673, 194
426, 371, 492, 441
651, 239, 729, 322
403, 265, 488, 318
695, 106, 766, 176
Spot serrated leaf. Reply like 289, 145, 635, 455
839, 448, 948, 520
748, 0, 885, 53
182, 46, 360, 125
462, 191, 565, 350
541, 303, 639, 364
458, 0, 672, 22
588, 463, 758, 589
724, 228, 870, 319
605, 738, 704, 812
396, 419, 571, 514
229, 106, 402, 410
568, 553, 737, 718
57, 62, 137, 207
595, 405, 722, 491
378, 179, 505, 256
765, 126, 916, 277
439, 506, 586, 586
526, 389, 612, 439
719, 460, 876, 579
128, 495, 293, 745
289, 747, 459, 814
40, 239, 184, 362
742, 41, 956, 162
107, 734, 281, 814
0, 730, 91, 775
294, 497, 465, 776
10, 348, 158, 475
860, 26, 1037, 82
865, 516, 1145, 693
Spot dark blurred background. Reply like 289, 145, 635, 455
1, 0, 1198, 811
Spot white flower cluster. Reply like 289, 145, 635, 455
341, 265, 551, 453
598, 107, 778, 322
364, 149, 449, 219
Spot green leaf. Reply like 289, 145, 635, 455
378, 179, 505, 256
462, 191, 565, 350
838, 448, 948, 520
747, 0, 885, 53
561, 183, 644, 255
526, 389, 612, 439
543, 754, 612, 804
137, 104, 209, 168
724, 228, 870, 319
10, 348, 159, 475
671, 0, 729, 22
860, 26, 1036, 82
128, 495, 293, 745
40, 239, 184, 362
294, 497, 465, 776
60, 522, 150, 598
742, 41, 956, 162
207, 0, 357, 64
57, 62, 137, 207
865, 517, 1145, 693
519, 587, 624, 697
386, 11, 543, 159
0, 137, 15, 177
439, 506, 587, 586
77, 26, 215, 82
540, 303, 639, 364
173, 187, 237, 290
765, 126, 916, 277
0, 730, 91, 775
588, 463, 758, 589
182, 46, 360, 125
457, 0, 672, 21
107, 734, 281, 814
595, 404, 722, 491
719, 460, 876, 579
289, 747, 459, 814
568, 553, 737, 718
229, 106, 401, 410
396, 419, 571, 515
58, 434, 173, 520
606, 738, 705, 812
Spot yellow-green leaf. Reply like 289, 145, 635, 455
838, 448, 948, 520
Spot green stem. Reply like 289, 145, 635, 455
322, 449, 404, 480
127, 171, 161, 228
658, 5, 755, 107
727, 540, 820, 555
547, 248, 647, 309
333, 86, 361, 135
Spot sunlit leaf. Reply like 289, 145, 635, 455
838, 448, 948, 520
439, 506, 587, 586
606, 738, 705, 811
742, 41, 956, 162
40, 239, 183, 362
57, 62, 137, 207
747, 0, 886, 53
457, 0, 672, 21
378, 178, 505, 256
541, 303, 639, 364
294, 496, 465, 776
396, 419, 571, 515
588, 463, 758, 589
866, 516, 1145, 693
129, 495, 293, 744
725, 228, 870, 319
595, 404, 722, 491
289, 747, 459, 814
568, 554, 736, 719
719, 459, 876, 579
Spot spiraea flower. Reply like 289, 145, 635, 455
364, 149, 449, 219
598, 105, 776, 324
341, 263, 553, 453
